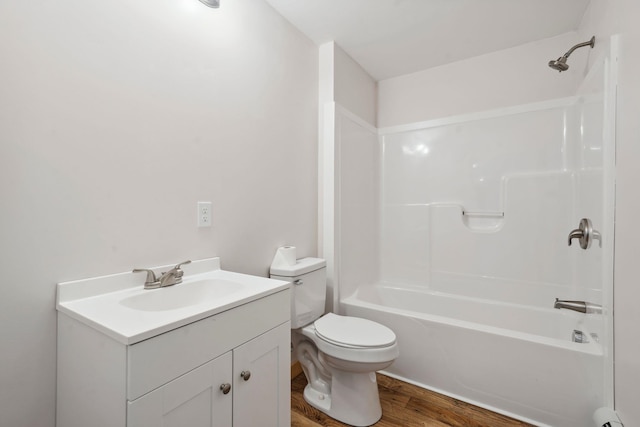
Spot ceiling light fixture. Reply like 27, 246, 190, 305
198, 0, 220, 8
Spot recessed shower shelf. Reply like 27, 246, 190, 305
462, 211, 504, 218
461, 210, 504, 231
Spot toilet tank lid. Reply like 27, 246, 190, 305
270, 257, 326, 276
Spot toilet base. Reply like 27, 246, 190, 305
303, 370, 383, 427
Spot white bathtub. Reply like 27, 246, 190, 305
341, 283, 604, 427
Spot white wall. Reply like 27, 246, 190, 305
317, 41, 377, 125
318, 43, 377, 309
0, 1, 318, 426
378, 32, 585, 127
334, 45, 378, 126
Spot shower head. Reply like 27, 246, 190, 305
548, 57, 570, 72
548, 36, 595, 72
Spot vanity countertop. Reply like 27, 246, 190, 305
56, 258, 290, 345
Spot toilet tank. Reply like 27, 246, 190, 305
270, 257, 326, 329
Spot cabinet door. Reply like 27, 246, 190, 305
127, 351, 232, 427
233, 322, 290, 427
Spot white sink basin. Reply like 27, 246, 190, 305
56, 257, 290, 344
119, 279, 244, 311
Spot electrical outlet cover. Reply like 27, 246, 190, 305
197, 201, 212, 227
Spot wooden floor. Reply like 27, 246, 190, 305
291, 373, 534, 427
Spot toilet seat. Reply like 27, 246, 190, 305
314, 313, 396, 349
301, 314, 399, 364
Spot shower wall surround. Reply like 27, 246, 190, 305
326, 31, 628, 426
379, 97, 604, 303
331, 87, 611, 425
336, 95, 606, 306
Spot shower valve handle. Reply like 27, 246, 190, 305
568, 218, 601, 250
567, 228, 584, 246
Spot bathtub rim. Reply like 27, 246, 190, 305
341, 284, 603, 356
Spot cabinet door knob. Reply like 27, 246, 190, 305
220, 383, 231, 395
240, 370, 251, 381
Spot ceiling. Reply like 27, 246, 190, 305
264, 0, 591, 81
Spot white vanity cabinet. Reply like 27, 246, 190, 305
231, 323, 290, 427
127, 322, 289, 427
57, 288, 291, 427
127, 351, 233, 427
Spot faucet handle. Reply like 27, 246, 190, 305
174, 260, 192, 269
133, 268, 160, 289
173, 260, 191, 277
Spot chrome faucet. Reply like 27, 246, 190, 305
159, 260, 191, 287
554, 298, 603, 314
133, 260, 191, 290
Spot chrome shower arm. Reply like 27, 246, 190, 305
563, 36, 595, 59
549, 36, 595, 72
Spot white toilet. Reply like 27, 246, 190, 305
270, 257, 399, 427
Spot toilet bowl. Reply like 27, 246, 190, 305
296, 313, 399, 426
270, 255, 399, 427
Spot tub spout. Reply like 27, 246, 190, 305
554, 298, 602, 314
